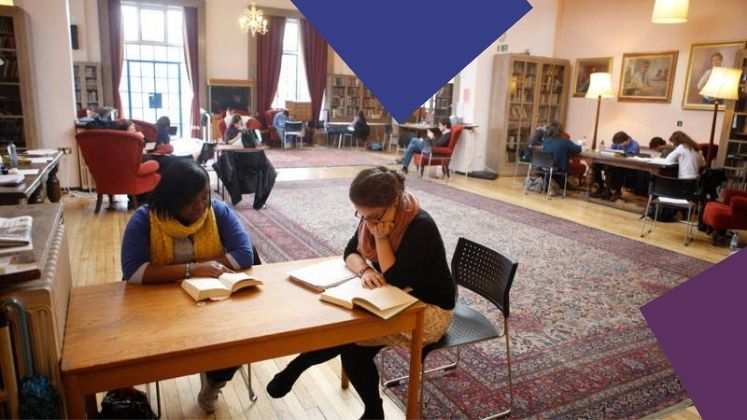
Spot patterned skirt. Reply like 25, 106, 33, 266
357, 303, 453, 348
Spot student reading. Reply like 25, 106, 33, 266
120, 159, 255, 414
266, 166, 456, 419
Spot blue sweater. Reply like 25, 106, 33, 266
542, 138, 581, 172
611, 139, 640, 154
121, 199, 254, 281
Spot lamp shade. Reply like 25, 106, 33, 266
652, 0, 689, 23
699, 66, 742, 100
585, 72, 615, 99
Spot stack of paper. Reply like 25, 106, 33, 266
0, 174, 25, 186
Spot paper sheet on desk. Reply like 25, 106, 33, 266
27, 157, 52, 164
23, 149, 58, 156
629, 156, 652, 162
15, 169, 39, 176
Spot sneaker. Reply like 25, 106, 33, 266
401, 166, 408, 174
198, 372, 221, 413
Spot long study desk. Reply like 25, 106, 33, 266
61, 256, 425, 418
0, 151, 62, 205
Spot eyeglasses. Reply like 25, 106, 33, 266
354, 209, 386, 223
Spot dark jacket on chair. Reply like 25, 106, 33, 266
213, 150, 277, 209
542, 138, 581, 173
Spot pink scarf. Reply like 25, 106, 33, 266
356, 192, 420, 262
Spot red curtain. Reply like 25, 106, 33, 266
256, 16, 286, 128
183, 7, 200, 138
300, 20, 328, 128
109, 0, 123, 116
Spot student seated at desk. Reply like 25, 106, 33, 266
664, 130, 705, 179
224, 114, 244, 145
592, 131, 642, 201
397, 118, 451, 174
349, 110, 370, 143
649, 136, 674, 158
154, 116, 174, 154
266, 166, 455, 419
542, 123, 582, 186
121, 159, 255, 414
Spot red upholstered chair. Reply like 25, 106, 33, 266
413, 124, 464, 179
76, 130, 161, 213
702, 189, 747, 240
129, 119, 159, 143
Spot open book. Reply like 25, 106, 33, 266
320, 280, 418, 320
0, 216, 32, 248
287, 259, 357, 292
181, 271, 263, 302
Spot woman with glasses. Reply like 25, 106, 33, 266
120, 158, 255, 413
266, 166, 455, 419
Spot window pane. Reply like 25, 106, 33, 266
154, 46, 168, 61
168, 63, 179, 78
141, 45, 154, 61
122, 6, 139, 42
141, 63, 154, 78
167, 10, 183, 45
125, 44, 140, 60
296, 50, 311, 102
140, 9, 165, 42
168, 78, 179, 93
129, 62, 141, 77
142, 78, 154, 93
155, 77, 168, 93
283, 20, 298, 52
155, 63, 168, 78
167, 47, 181, 62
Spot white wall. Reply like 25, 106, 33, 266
451, 0, 560, 173
69, 0, 100, 63
556, 0, 747, 148
20, 0, 78, 188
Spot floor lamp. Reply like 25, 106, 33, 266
585, 72, 615, 152
698, 66, 742, 167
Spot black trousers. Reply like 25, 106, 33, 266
205, 366, 240, 385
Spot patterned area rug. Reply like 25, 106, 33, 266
229, 178, 711, 419
263, 147, 391, 168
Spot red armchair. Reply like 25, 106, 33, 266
76, 130, 161, 213
129, 119, 159, 143
264, 109, 283, 146
703, 189, 747, 239
413, 124, 464, 179
218, 110, 261, 140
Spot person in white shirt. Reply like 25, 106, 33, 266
223, 107, 235, 128
664, 131, 705, 179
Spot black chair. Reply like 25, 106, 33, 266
381, 237, 518, 418
195, 142, 217, 167
523, 150, 568, 199
283, 121, 304, 149
640, 175, 699, 245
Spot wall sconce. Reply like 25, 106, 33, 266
699, 66, 742, 166
652, 0, 689, 24
585, 72, 615, 152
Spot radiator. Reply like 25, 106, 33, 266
77, 145, 96, 191
0, 210, 71, 415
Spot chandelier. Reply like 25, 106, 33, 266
239, 2, 268, 37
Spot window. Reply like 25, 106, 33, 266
272, 19, 311, 108
120, 4, 192, 137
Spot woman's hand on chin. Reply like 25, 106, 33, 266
191, 261, 232, 278
367, 221, 393, 240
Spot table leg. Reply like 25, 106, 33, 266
46, 163, 61, 202
63, 375, 86, 419
585, 160, 596, 196
405, 309, 424, 419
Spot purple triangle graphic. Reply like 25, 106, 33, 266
291, 0, 532, 122
641, 249, 747, 419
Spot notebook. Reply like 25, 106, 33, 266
288, 259, 357, 292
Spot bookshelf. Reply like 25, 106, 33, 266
716, 48, 747, 189
326, 74, 389, 123
425, 83, 453, 123
0, 6, 37, 148
73, 62, 103, 112
487, 54, 570, 174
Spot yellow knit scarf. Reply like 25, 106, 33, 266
149, 208, 224, 265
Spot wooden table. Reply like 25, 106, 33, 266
0, 151, 62, 205
61, 257, 425, 419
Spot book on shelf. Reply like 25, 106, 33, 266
181, 271, 263, 302
320, 280, 418, 320
0, 215, 31, 247
288, 259, 357, 292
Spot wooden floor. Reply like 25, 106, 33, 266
63, 148, 722, 418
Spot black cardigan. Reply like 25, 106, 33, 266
344, 209, 455, 310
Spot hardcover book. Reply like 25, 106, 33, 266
181, 272, 263, 302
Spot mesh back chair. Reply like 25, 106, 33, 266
283, 121, 304, 149
381, 237, 518, 418
512, 145, 532, 187
523, 150, 568, 199
154, 246, 262, 413
195, 142, 217, 167
640, 175, 699, 245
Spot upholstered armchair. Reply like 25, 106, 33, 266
76, 130, 161, 213
702, 188, 747, 241
130, 119, 158, 142
413, 124, 464, 179
264, 109, 283, 146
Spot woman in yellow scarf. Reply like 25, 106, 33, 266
121, 159, 255, 413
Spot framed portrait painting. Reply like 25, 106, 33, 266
573, 57, 613, 97
618, 51, 678, 102
682, 40, 746, 110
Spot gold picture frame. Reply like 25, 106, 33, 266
681, 40, 746, 110
618, 51, 678, 103
572, 57, 613, 97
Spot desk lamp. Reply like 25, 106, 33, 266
585, 72, 615, 152
699, 66, 742, 167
